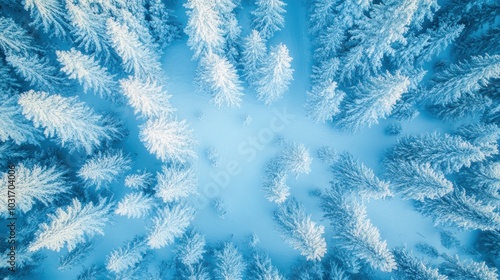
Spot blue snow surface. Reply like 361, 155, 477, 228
1, 0, 499, 279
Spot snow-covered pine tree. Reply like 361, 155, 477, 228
175, 230, 206, 267
455, 122, 500, 158
274, 198, 327, 261
139, 117, 196, 163
305, 80, 346, 123
458, 161, 499, 203
308, 0, 336, 36
384, 160, 453, 201
0, 95, 42, 145
393, 247, 448, 280
255, 44, 294, 105
107, 18, 162, 79
441, 254, 498, 280
332, 153, 391, 200
65, 0, 112, 59
418, 189, 500, 231
0, 16, 38, 54
336, 72, 410, 132
57, 49, 118, 99
416, 22, 464, 65
120, 77, 175, 118
58, 242, 93, 271
339, 0, 418, 79
18, 90, 122, 154
29, 198, 113, 252
6, 52, 63, 92
0, 162, 67, 216
155, 164, 197, 203
24, 0, 68, 37
148, 0, 181, 49
214, 242, 246, 280
262, 170, 290, 204
197, 51, 244, 108
124, 171, 155, 190
77, 149, 131, 190
386, 132, 486, 174
411, 0, 440, 30
251, 0, 286, 39
427, 93, 492, 121
184, 0, 224, 59
427, 55, 500, 104
241, 30, 267, 86
278, 143, 312, 178
106, 237, 148, 274
115, 192, 155, 219
321, 184, 396, 272
146, 202, 195, 249
248, 251, 285, 280
310, 57, 340, 84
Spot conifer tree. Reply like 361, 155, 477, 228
120, 77, 175, 118
155, 164, 197, 203
175, 230, 206, 267
24, 0, 67, 37
115, 192, 155, 219
214, 243, 246, 280
241, 30, 267, 86
6, 53, 62, 92
305, 80, 345, 123
441, 255, 498, 280
255, 44, 294, 105
106, 237, 148, 274
0, 17, 38, 54
146, 203, 195, 249
251, 0, 286, 39
393, 247, 448, 280
29, 198, 113, 252
148, 0, 181, 48
77, 150, 131, 190
0, 95, 42, 145
18, 90, 121, 154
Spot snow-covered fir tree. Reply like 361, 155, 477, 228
184, 0, 224, 59
6, 52, 62, 92
278, 143, 312, 178
427, 54, 500, 104
148, 0, 181, 49
77, 149, 131, 190
393, 247, 448, 280
214, 242, 246, 280
458, 161, 500, 203
223, 14, 242, 64
0, 16, 38, 54
385, 160, 453, 201
29, 198, 113, 252
411, 0, 439, 30
106, 237, 148, 274
175, 230, 206, 267
155, 164, 197, 203
248, 251, 286, 280
336, 72, 410, 132
0, 95, 42, 145
241, 30, 267, 86
305, 80, 345, 123
18, 90, 122, 154
332, 153, 391, 200
455, 122, 500, 158
57, 49, 118, 99
387, 132, 487, 174
107, 18, 162, 79
124, 171, 155, 190
417, 22, 464, 65
251, 0, 286, 39
274, 198, 327, 261
321, 184, 396, 272
120, 77, 175, 118
58, 242, 93, 271
263, 170, 290, 204
65, 0, 112, 59
255, 44, 294, 105
441, 254, 498, 280
139, 117, 196, 163
0, 162, 67, 216
146, 203, 195, 249
197, 51, 244, 108
418, 189, 500, 231
115, 192, 155, 219
24, 0, 67, 37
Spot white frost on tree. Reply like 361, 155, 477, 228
148, 0, 180, 48
175, 230, 206, 267
139, 117, 196, 164
0, 95, 42, 145
24, 0, 67, 37
155, 164, 197, 203
214, 242, 246, 280
305, 80, 346, 123
197, 51, 244, 108
106, 237, 148, 274
0, 17, 38, 54
146, 203, 195, 249
124, 171, 155, 190
120, 77, 175, 118
256, 44, 294, 105
18, 90, 122, 154
0, 162, 68, 216
248, 251, 285, 280
77, 149, 131, 190
263, 170, 290, 204
251, 0, 286, 39
278, 143, 312, 178
241, 30, 267, 86
115, 192, 155, 219
57, 49, 118, 99
29, 198, 113, 252
6, 52, 63, 92
274, 198, 327, 261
